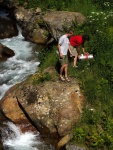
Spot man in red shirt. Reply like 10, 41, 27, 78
69, 35, 90, 67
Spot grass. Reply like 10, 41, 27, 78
16, 0, 98, 15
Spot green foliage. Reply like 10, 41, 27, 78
38, 45, 58, 69
91, 0, 113, 11
15, 0, 98, 14
73, 107, 113, 148
32, 71, 51, 84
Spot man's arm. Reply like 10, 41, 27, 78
58, 44, 63, 58
68, 45, 73, 57
82, 47, 85, 54
77, 46, 80, 55
82, 43, 86, 54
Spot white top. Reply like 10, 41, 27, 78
58, 35, 69, 55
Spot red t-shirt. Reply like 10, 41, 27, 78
70, 35, 84, 47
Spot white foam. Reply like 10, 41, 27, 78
1, 122, 55, 150
0, 25, 40, 100
2, 122, 40, 150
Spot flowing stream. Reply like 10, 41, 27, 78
0, 25, 40, 100
0, 11, 55, 150
1, 122, 54, 150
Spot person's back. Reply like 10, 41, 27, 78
70, 35, 83, 47
58, 34, 70, 55
69, 34, 90, 67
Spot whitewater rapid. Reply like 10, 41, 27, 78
1, 122, 54, 150
0, 26, 40, 100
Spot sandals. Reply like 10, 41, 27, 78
59, 76, 65, 81
73, 66, 78, 68
65, 77, 70, 82
59, 76, 70, 82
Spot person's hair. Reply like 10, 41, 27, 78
67, 30, 74, 34
82, 35, 90, 41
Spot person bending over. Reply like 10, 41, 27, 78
69, 34, 90, 67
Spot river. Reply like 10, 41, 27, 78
0, 10, 55, 150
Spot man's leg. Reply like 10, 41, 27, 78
73, 55, 78, 67
60, 65, 64, 76
64, 64, 68, 77
64, 64, 70, 81
59, 64, 65, 81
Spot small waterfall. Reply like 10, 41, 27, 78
1, 122, 54, 150
1, 122, 41, 150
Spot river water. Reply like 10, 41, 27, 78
0, 25, 40, 100
1, 122, 54, 150
0, 10, 55, 150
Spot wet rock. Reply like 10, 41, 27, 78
0, 140, 3, 150
0, 43, 15, 61
0, 17, 18, 39
0, 84, 38, 135
15, 7, 49, 44
57, 133, 73, 149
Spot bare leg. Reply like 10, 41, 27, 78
73, 55, 78, 67
64, 64, 70, 81
60, 64, 65, 77
64, 64, 68, 77
59, 64, 66, 81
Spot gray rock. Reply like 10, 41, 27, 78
43, 11, 86, 40
0, 43, 15, 61
15, 7, 86, 44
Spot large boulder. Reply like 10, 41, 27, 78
0, 17, 18, 39
43, 11, 86, 40
15, 7, 34, 25
21, 15, 49, 44
0, 84, 39, 134
15, 7, 49, 44
0, 68, 85, 149
0, 43, 15, 61
15, 7, 86, 44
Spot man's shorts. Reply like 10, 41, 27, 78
70, 45, 78, 56
59, 55, 68, 65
